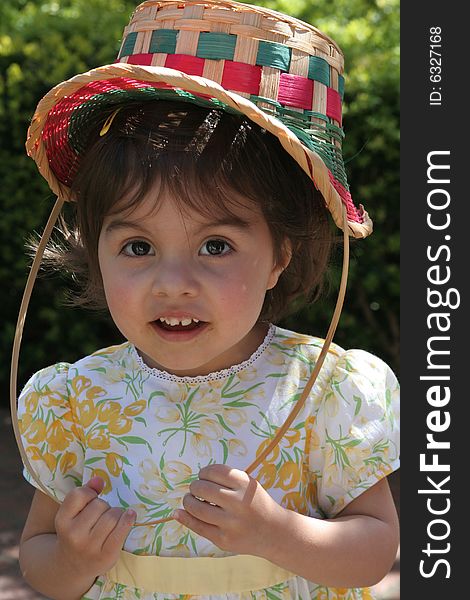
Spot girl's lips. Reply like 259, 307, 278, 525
150, 320, 209, 342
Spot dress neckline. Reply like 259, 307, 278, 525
131, 323, 276, 384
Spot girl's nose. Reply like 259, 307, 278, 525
151, 258, 200, 297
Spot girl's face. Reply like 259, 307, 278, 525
98, 188, 289, 376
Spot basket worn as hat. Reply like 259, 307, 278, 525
26, 0, 372, 238
12, 0, 362, 518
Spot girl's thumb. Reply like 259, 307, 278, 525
85, 476, 105, 495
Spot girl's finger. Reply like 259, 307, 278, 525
173, 508, 220, 544
189, 479, 235, 508
182, 492, 225, 526
198, 464, 247, 489
101, 508, 136, 555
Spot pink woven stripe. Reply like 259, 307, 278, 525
126, 53, 153, 66
165, 54, 205, 76
328, 171, 362, 223
278, 73, 313, 110
326, 87, 342, 124
221, 61, 261, 95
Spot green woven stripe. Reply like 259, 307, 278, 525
249, 93, 348, 187
149, 29, 177, 54
119, 32, 138, 58
256, 40, 291, 71
308, 56, 330, 86
197, 32, 236, 60
338, 75, 345, 99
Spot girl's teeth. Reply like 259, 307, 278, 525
158, 317, 200, 326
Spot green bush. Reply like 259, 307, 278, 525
1, 0, 399, 407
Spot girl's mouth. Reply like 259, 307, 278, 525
151, 318, 208, 340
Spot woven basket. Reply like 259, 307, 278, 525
26, 0, 372, 238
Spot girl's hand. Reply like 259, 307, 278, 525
174, 464, 286, 556
54, 477, 136, 577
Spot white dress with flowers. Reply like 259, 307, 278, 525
17, 324, 400, 600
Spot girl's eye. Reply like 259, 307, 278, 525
200, 239, 232, 256
122, 240, 154, 257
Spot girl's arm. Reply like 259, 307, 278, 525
175, 465, 399, 588
19, 478, 136, 600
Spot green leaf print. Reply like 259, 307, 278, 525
220, 439, 229, 463
116, 488, 130, 507
215, 413, 236, 435
122, 470, 131, 489
84, 457, 103, 466
353, 394, 362, 416
117, 436, 153, 453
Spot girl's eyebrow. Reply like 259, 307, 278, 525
104, 215, 252, 235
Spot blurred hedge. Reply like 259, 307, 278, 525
0, 0, 399, 407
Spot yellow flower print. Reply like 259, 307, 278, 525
282, 428, 301, 448
306, 475, 319, 507
90, 469, 112, 494
59, 451, 77, 474
98, 400, 121, 422
163, 461, 192, 485
19, 413, 33, 434
238, 366, 257, 381
228, 438, 247, 457
265, 347, 285, 366
166, 387, 189, 404
162, 518, 188, 545
169, 543, 191, 557
123, 399, 146, 417
103, 366, 126, 384
257, 462, 277, 488
47, 421, 74, 453
224, 408, 247, 427
190, 433, 212, 457
105, 452, 123, 477
244, 386, 265, 402
43, 452, 57, 472
26, 446, 43, 461
76, 397, 97, 428
199, 418, 223, 440
191, 388, 223, 413
280, 334, 315, 347
86, 428, 111, 450
255, 438, 280, 464
275, 461, 301, 491
138, 459, 167, 498
282, 491, 308, 513
166, 486, 190, 510
324, 390, 340, 418
24, 391, 39, 414
24, 420, 47, 444
304, 418, 320, 456
107, 413, 133, 435
154, 405, 181, 423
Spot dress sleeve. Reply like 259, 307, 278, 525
308, 349, 400, 517
17, 363, 85, 502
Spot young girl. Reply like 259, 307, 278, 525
13, 2, 399, 599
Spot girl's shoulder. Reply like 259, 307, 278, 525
272, 325, 399, 388
20, 341, 134, 394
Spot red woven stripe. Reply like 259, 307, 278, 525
278, 73, 313, 110
326, 88, 342, 124
165, 54, 205, 76
42, 78, 175, 184
221, 61, 261, 95
126, 53, 153, 66
328, 171, 361, 223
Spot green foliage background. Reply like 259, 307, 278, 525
0, 0, 399, 407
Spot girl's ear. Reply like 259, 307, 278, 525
267, 239, 293, 290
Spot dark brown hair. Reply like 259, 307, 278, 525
44, 100, 335, 322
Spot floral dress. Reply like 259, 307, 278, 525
17, 324, 400, 600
